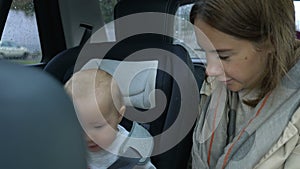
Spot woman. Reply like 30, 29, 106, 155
190, 0, 300, 168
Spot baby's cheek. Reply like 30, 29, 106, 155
94, 126, 118, 149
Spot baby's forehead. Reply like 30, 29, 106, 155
79, 111, 114, 126
76, 96, 116, 119
76, 94, 116, 116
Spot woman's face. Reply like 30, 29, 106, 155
194, 20, 268, 92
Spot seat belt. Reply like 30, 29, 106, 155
61, 23, 93, 82
79, 23, 93, 46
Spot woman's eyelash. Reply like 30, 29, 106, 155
218, 55, 230, 60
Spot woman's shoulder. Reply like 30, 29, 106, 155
254, 107, 300, 169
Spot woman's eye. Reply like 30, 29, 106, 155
218, 55, 230, 60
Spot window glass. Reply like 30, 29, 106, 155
98, 0, 117, 41
295, 1, 300, 31
174, 4, 206, 63
1, 0, 42, 64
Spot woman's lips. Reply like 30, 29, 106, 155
220, 78, 233, 84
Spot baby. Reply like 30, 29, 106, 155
65, 69, 155, 169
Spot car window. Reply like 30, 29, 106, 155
98, 0, 117, 41
173, 4, 206, 63
295, 1, 300, 31
1, 0, 42, 64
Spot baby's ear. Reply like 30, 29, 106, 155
117, 105, 126, 123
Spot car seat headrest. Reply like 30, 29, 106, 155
0, 61, 86, 169
113, 0, 179, 43
81, 58, 158, 109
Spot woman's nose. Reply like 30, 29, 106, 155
205, 59, 224, 77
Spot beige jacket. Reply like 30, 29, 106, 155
254, 107, 300, 169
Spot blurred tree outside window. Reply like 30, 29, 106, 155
98, 0, 117, 23
295, 1, 300, 31
98, 0, 117, 41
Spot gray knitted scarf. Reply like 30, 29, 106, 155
192, 53, 300, 169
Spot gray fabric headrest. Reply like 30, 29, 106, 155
81, 59, 158, 109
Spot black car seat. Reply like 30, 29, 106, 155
43, 23, 93, 84
111, 1, 200, 168
0, 61, 87, 169
113, 0, 178, 44
73, 39, 199, 169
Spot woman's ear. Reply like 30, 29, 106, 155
117, 105, 126, 123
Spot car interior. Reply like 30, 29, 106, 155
0, 0, 206, 168
5, 0, 300, 168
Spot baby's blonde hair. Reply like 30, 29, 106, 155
65, 69, 124, 115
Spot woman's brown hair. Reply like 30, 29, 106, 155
190, 0, 298, 106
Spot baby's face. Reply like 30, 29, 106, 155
75, 98, 121, 152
